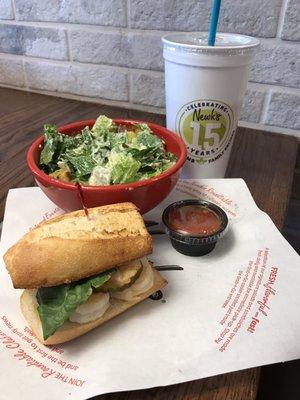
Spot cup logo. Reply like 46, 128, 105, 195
176, 100, 235, 164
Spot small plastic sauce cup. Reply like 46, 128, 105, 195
162, 199, 228, 256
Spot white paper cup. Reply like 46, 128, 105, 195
162, 33, 260, 178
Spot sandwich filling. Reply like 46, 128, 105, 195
35, 258, 154, 340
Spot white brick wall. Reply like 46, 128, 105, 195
0, 0, 299, 136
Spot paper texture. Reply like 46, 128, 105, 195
0, 179, 299, 399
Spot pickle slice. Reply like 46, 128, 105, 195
96, 260, 143, 292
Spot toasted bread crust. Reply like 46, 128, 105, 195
4, 203, 152, 288
20, 267, 167, 345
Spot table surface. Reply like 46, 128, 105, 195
0, 88, 298, 400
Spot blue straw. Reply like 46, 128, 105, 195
208, 0, 221, 46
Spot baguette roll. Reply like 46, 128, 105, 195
4, 202, 152, 289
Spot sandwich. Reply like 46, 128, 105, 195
3, 202, 167, 345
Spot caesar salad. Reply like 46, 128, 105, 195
39, 115, 177, 186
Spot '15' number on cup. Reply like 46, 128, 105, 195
190, 121, 222, 149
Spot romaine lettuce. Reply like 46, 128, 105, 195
108, 151, 141, 184
92, 115, 114, 137
37, 270, 113, 340
39, 115, 177, 185
40, 124, 63, 166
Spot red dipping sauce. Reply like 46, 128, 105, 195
168, 205, 221, 236
162, 200, 228, 256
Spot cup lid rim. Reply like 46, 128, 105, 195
162, 32, 260, 53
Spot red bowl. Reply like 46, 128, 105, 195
27, 119, 187, 214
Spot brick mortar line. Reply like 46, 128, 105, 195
1, 52, 300, 95
21, 56, 29, 90
1, 19, 300, 45
10, 0, 16, 19
0, 82, 165, 113
124, 0, 129, 28
3, 52, 300, 95
65, 30, 73, 62
276, 0, 289, 38
247, 81, 300, 95
0, 51, 165, 76
128, 72, 133, 104
238, 120, 300, 137
259, 91, 272, 124
0, 19, 165, 34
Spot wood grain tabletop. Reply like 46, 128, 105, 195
0, 87, 298, 400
